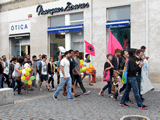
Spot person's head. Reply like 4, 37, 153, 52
129, 49, 136, 57
106, 54, 113, 61
74, 50, 79, 57
20, 56, 24, 60
39, 54, 42, 60
141, 46, 146, 53
64, 51, 70, 58
2, 55, 6, 59
32, 55, 37, 61
136, 49, 144, 58
50, 57, 54, 62
115, 49, 121, 57
17, 58, 24, 65
85, 54, 90, 59
61, 54, 65, 59
26, 54, 30, 60
69, 50, 74, 57
0, 58, 2, 62
12, 55, 15, 59
21, 57, 28, 62
42, 54, 47, 61
121, 50, 129, 58
11, 58, 17, 64
3, 58, 6, 62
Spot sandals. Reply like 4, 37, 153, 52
74, 94, 80, 97
89, 83, 93, 86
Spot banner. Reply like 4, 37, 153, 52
141, 62, 154, 94
84, 40, 95, 56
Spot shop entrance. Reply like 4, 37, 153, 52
50, 33, 65, 61
20, 45, 30, 57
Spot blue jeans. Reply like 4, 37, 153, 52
33, 73, 36, 86
120, 77, 144, 107
54, 77, 72, 99
102, 76, 112, 94
11, 77, 15, 88
14, 81, 22, 94
0, 74, 2, 88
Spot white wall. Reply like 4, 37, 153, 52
0, 0, 13, 4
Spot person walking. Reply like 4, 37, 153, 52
48, 57, 55, 90
0, 58, 4, 88
9, 58, 17, 88
32, 55, 37, 87
120, 49, 148, 110
53, 51, 75, 101
13, 58, 24, 95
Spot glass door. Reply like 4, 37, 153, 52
21, 45, 30, 57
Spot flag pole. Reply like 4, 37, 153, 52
94, 45, 113, 67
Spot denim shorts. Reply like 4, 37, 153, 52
40, 75, 48, 82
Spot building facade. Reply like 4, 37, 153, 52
0, 0, 159, 83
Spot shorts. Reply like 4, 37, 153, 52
40, 75, 48, 82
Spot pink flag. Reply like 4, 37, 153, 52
84, 40, 95, 56
108, 30, 123, 55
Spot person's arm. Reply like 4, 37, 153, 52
39, 62, 42, 75
61, 65, 66, 79
47, 63, 50, 74
142, 56, 149, 60
9, 64, 12, 76
74, 67, 81, 76
104, 62, 113, 71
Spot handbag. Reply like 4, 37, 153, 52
103, 70, 110, 82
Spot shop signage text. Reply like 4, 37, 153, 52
9, 21, 30, 35
36, 2, 89, 15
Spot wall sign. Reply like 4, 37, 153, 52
9, 20, 30, 34
36, 2, 89, 15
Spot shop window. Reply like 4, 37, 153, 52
50, 15, 65, 27
70, 12, 83, 21
107, 6, 130, 21
50, 33, 65, 61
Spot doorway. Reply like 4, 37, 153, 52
20, 45, 30, 57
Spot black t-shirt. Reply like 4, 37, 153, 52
134, 57, 142, 75
104, 62, 113, 76
0, 63, 3, 74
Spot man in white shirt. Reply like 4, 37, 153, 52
53, 51, 75, 101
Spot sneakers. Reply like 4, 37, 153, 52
119, 103, 129, 107
48, 88, 53, 92
39, 88, 42, 91
53, 95, 57, 101
100, 91, 104, 96
84, 91, 90, 95
109, 94, 113, 98
138, 105, 148, 110
68, 98, 76, 101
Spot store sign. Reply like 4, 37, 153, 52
9, 20, 30, 34
36, 2, 89, 15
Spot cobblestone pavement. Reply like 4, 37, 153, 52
0, 81, 160, 120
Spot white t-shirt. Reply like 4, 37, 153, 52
41, 61, 47, 75
60, 58, 70, 78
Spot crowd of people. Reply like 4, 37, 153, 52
0, 45, 150, 109
100, 46, 149, 110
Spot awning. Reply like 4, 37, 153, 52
9, 33, 30, 40
106, 19, 130, 28
48, 24, 83, 34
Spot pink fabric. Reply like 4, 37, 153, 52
84, 40, 95, 56
108, 30, 123, 55
103, 70, 110, 82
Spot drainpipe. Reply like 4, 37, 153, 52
90, 0, 93, 63
146, 0, 149, 57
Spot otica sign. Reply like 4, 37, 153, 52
36, 2, 89, 15
9, 21, 30, 34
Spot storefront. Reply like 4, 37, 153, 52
9, 20, 30, 58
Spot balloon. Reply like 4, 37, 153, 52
30, 76, 35, 80
23, 79, 28, 84
80, 60, 84, 65
19, 70, 22, 74
26, 76, 30, 80
80, 65, 83, 68
82, 67, 87, 72
83, 62, 86, 66
86, 63, 90, 68
90, 66, 95, 70
21, 76, 26, 81
80, 69, 82, 73
24, 63, 30, 68
25, 68, 28, 72
28, 68, 31, 72
25, 72, 30, 76
22, 69, 26, 74
89, 69, 92, 73
28, 80, 32, 85
90, 62, 92, 67
86, 67, 89, 71
81, 73, 84, 76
